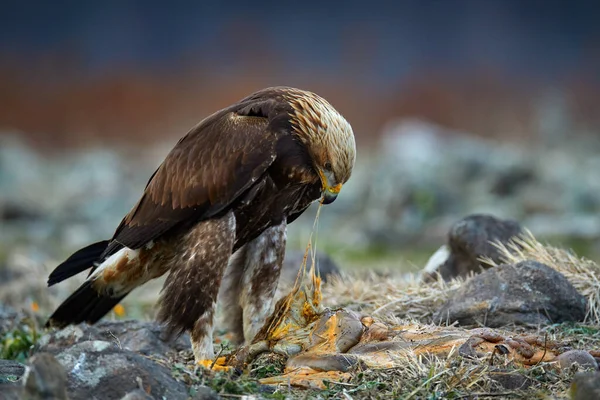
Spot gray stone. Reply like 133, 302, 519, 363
43, 340, 187, 400
119, 389, 154, 400
490, 166, 535, 197
433, 214, 525, 280
0, 201, 42, 222
433, 260, 587, 327
557, 350, 599, 371
191, 385, 220, 400
23, 353, 68, 400
0, 384, 22, 400
0, 360, 25, 384
570, 372, 600, 400
35, 321, 193, 399
0, 353, 69, 400
489, 370, 531, 390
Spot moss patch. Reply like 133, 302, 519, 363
1, 322, 39, 363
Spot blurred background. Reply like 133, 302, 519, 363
2, 1, 600, 316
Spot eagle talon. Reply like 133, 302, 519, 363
196, 356, 232, 372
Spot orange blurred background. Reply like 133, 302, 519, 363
1, 1, 599, 149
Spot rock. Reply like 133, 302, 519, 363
120, 389, 154, 400
433, 260, 587, 327
0, 384, 21, 400
280, 250, 341, 286
40, 339, 187, 399
23, 353, 68, 400
25, 320, 222, 399
570, 371, 600, 400
0, 353, 68, 400
489, 370, 531, 390
427, 214, 525, 280
0, 360, 25, 383
0, 304, 22, 336
34, 321, 192, 399
490, 166, 535, 197
557, 350, 599, 371
191, 385, 220, 400
0, 201, 43, 222
36, 320, 190, 356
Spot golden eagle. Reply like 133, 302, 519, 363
45, 86, 356, 362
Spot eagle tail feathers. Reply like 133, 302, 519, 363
45, 280, 128, 329
47, 240, 110, 286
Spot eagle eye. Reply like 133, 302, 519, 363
324, 161, 332, 171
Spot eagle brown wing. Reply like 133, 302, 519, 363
104, 110, 279, 257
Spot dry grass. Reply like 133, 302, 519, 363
322, 271, 464, 324
3, 229, 600, 399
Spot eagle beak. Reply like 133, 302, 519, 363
318, 169, 342, 204
323, 184, 342, 204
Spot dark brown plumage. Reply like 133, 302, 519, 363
46, 86, 356, 361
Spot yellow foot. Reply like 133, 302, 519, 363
196, 356, 232, 372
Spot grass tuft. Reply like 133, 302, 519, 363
0, 322, 39, 362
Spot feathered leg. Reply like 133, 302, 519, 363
157, 212, 236, 361
217, 247, 247, 345
239, 221, 287, 343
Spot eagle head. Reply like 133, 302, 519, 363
285, 89, 356, 204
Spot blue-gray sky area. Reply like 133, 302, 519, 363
1, 0, 599, 85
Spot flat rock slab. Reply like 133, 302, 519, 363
35, 320, 194, 400
433, 260, 587, 327
45, 340, 187, 400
